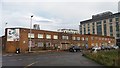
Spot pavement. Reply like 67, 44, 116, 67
2, 50, 105, 67
2, 50, 63, 56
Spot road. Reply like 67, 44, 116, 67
2, 51, 103, 67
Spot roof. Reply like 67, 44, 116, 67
5, 27, 115, 38
80, 12, 120, 24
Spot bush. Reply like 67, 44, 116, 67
84, 50, 119, 66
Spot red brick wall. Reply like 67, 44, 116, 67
4, 28, 115, 53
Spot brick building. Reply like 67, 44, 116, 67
4, 28, 115, 53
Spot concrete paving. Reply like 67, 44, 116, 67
2, 51, 104, 67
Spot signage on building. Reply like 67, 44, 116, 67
7, 29, 20, 41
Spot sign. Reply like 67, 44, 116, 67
7, 29, 20, 41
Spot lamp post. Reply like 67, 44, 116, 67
29, 15, 33, 52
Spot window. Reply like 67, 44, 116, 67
38, 34, 43, 38
85, 37, 88, 41
82, 37, 84, 40
110, 26, 113, 33
72, 36, 76, 40
97, 25, 102, 35
97, 21, 101, 25
84, 28, 86, 34
103, 20, 106, 23
46, 34, 51, 39
77, 37, 80, 40
104, 24, 107, 36
116, 22, 119, 31
46, 42, 51, 47
91, 37, 93, 40
115, 17, 119, 21
109, 18, 112, 22
62, 36, 69, 40
28, 33, 34, 38
116, 33, 119, 37
92, 26, 95, 34
38, 42, 43, 47
92, 23, 94, 25
53, 35, 58, 39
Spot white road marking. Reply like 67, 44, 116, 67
18, 59, 22, 60
24, 61, 39, 68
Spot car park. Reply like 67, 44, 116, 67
69, 45, 81, 52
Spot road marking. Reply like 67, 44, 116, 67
24, 61, 39, 68
18, 59, 22, 60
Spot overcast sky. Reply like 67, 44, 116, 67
0, 0, 119, 36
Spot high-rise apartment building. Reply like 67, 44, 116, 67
79, 11, 120, 45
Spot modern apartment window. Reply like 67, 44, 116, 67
97, 25, 102, 35
110, 34, 113, 37
103, 20, 106, 23
97, 21, 101, 25
115, 18, 119, 22
109, 23, 112, 26
80, 28, 82, 34
53, 35, 58, 39
77, 37, 80, 40
116, 22, 119, 31
88, 23, 90, 28
104, 24, 107, 36
62, 36, 68, 40
110, 26, 113, 33
46, 34, 51, 39
84, 28, 86, 34
116, 33, 119, 37
38, 34, 43, 38
72, 37, 76, 40
92, 26, 95, 34
28, 33, 34, 38
109, 18, 112, 22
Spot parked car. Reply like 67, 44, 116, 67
101, 45, 105, 50
112, 45, 119, 49
107, 45, 112, 50
69, 45, 81, 52
92, 46, 101, 51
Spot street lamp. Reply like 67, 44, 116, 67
29, 15, 33, 52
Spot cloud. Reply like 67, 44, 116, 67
3, 0, 120, 2
1, 1, 118, 36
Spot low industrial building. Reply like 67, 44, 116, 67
3, 28, 115, 53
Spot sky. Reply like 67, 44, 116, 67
0, 0, 119, 36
